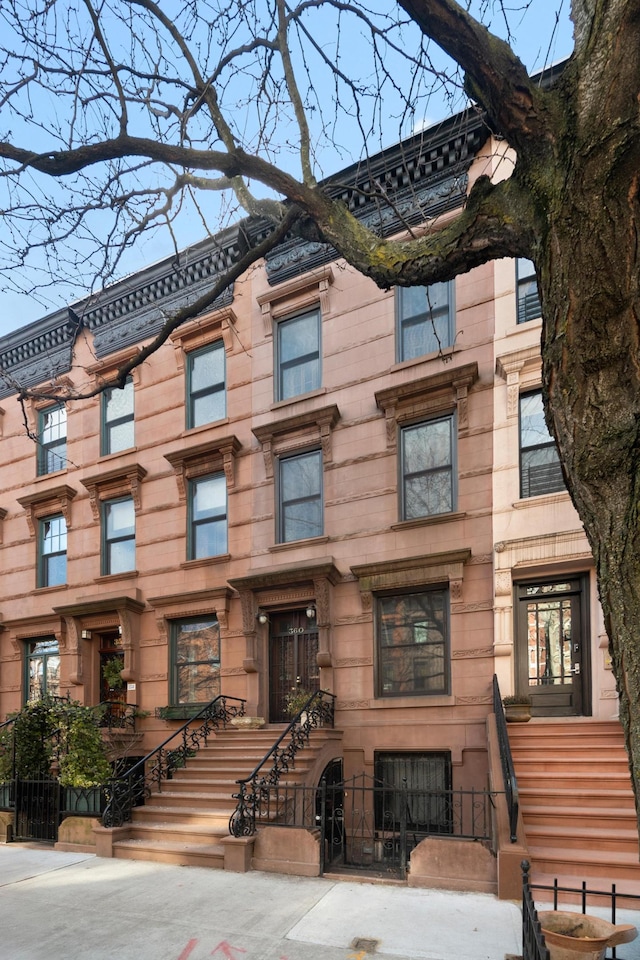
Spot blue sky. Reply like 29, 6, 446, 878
0, 1, 573, 339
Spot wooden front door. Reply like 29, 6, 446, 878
515, 577, 590, 716
269, 610, 319, 722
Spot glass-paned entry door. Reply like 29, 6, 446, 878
516, 577, 588, 716
269, 610, 319, 722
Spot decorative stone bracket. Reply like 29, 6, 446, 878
165, 435, 241, 498
81, 464, 147, 521
252, 404, 340, 480
17, 484, 77, 536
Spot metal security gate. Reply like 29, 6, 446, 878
14, 779, 61, 842
319, 772, 494, 879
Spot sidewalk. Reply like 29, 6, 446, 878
0, 845, 523, 960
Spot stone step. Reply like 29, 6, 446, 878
516, 771, 632, 791
527, 845, 640, 885
519, 787, 635, 810
524, 824, 640, 855
127, 819, 229, 846
112, 837, 225, 868
522, 804, 638, 830
132, 804, 231, 829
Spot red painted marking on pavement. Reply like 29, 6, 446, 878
177, 940, 199, 960
211, 942, 247, 959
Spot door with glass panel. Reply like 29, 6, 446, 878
269, 610, 319, 722
515, 577, 589, 716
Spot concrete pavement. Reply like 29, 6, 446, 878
0, 844, 523, 960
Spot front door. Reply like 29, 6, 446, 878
99, 631, 126, 723
269, 610, 319, 722
515, 577, 589, 716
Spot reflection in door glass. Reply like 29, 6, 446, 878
527, 596, 573, 686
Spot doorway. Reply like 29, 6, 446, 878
269, 610, 319, 722
515, 576, 590, 716
99, 631, 126, 723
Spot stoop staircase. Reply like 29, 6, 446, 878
110, 726, 342, 868
508, 720, 640, 894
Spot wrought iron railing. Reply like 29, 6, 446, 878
522, 860, 551, 960
229, 689, 335, 837
524, 862, 640, 960
492, 674, 519, 842
96, 700, 139, 732
102, 694, 246, 827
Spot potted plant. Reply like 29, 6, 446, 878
102, 657, 125, 692
502, 694, 532, 722
284, 687, 315, 722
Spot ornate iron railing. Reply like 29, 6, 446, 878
96, 700, 139, 732
229, 689, 335, 837
493, 674, 519, 842
102, 694, 245, 827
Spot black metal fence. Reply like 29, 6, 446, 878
522, 860, 640, 960
492, 674, 519, 842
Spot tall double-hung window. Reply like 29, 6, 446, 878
188, 473, 228, 559
278, 449, 323, 543
38, 514, 67, 587
401, 415, 455, 519
519, 390, 564, 497
276, 309, 321, 401
102, 378, 134, 455
377, 589, 449, 697
38, 403, 67, 475
171, 618, 221, 706
102, 496, 135, 574
187, 341, 226, 428
397, 283, 453, 361
516, 259, 541, 324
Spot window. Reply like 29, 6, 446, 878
188, 473, 227, 559
276, 309, 321, 401
38, 514, 67, 587
375, 752, 452, 834
187, 341, 226, 428
519, 391, 564, 497
25, 638, 60, 701
171, 618, 220, 706
38, 403, 67, 475
102, 496, 135, 575
401, 415, 455, 519
377, 589, 449, 697
397, 283, 453, 361
516, 258, 541, 324
102, 378, 134, 455
278, 449, 323, 543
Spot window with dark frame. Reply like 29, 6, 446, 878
102, 378, 134, 455
516, 258, 541, 324
171, 617, 221, 706
187, 340, 226, 429
102, 496, 135, 575
188, 473, 227, 559
38, 514, 67, 587
38, 403, 67, 475
25, 638, 61, 701
397, 283, 453, 362
519, 390, 564, 498
374, 751, 452, 834
278, 448, 323, 543
401, 415, 455, 519
377, 589, 449, 697
276, 309, 321, 401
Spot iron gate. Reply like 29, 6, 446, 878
13, 779, 61, 842
319, 772, 492, 878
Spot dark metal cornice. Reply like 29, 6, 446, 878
0, 109, 488, 398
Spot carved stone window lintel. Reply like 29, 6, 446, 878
169, 306, 238, 369
496, 346, 541, 419
164, 435, 241, 498
257, 265, 334, 337
252, 404, 340, 479
81, 464, 147, 520
351, 548, 471, 610
17, 484, 77, 535
375, 362, 478, 450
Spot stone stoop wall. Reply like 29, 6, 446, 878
251, 826, 321, 877
55, 816, 99, 853
0, 811, 12, 841
407, 836, 497, 895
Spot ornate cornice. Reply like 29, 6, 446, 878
0, 111, 488, 399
